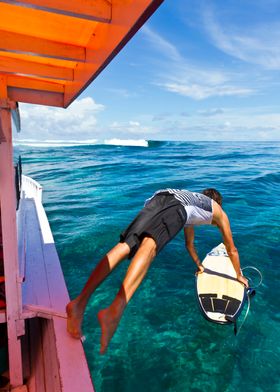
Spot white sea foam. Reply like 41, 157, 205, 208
104, 138, 148, 147
13, 139, 98, 147
13, 138, 149, 148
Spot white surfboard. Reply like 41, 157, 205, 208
196, 243, 246, 324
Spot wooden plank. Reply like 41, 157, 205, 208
0, 3, 98, 46
0, 56, 73, 81
41, 319, 62, 392
43, 245, 69, 311
0, 91, 23, 387
8, 75, 64, 94
0, 51, 78, 70
52, 317, 94, 392
33, 200, 69, 311
0, 30, 86, 62
21, 320, 31, 383
27, 318, 45, 392
1, 0, 112, 22
23, 304, 66, 319
21, 199, 51, 309
8, 87, 64, 107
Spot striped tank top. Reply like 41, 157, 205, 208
146, 188, 214, 226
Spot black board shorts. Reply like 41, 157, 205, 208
120, 192, 187, 258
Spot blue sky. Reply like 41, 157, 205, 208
17, 0, 280, 142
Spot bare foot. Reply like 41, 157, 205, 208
66, 299, 85, 339
97, 306, 123, 354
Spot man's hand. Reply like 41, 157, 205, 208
237, 274, 249, 288
195, 264, 204, 275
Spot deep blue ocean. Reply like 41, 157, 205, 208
14, 140, 280, 392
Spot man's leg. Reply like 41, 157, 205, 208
97, 236, 157, 354
66, 242, 131, 338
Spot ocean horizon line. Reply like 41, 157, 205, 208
12, 138, 280, 148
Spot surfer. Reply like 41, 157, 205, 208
66, 188, 248, 354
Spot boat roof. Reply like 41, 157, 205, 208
0, 0, 163, 108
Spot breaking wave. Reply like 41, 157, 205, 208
103, 138, 148, 147
13, 138, 149, 148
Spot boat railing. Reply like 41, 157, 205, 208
17, 175, 43, 283
21, 174, 43, 203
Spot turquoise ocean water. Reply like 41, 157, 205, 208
15, 140, 279, 392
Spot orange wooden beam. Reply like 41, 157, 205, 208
7, 75, 64, 93
3, 0, 112, 22
0, 3, 98, 46
0, 30, 86, 62
8, 86, 64, 107
0, 56, 74, 80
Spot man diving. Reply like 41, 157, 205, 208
66, 188, 248, 354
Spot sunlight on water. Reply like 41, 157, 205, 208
15, 141, 280, 392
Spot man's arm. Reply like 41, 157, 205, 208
212, 202, 248, 287
184, 227, 204, 273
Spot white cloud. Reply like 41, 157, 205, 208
16, 98, 158, 141
141, 25, 181, 62
142, 26, 254, 100
149, 105, 280, 141
203, 6, 280, 70
17, 97, 105, 140
160, 81, 252, 100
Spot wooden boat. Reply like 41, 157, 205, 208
0, 1, 164, 390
